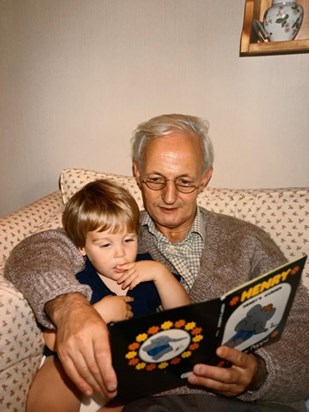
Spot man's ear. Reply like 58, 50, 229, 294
199, 167, 213, 193
133, 161, 142, 188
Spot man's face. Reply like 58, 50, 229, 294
133, 133, 212, 242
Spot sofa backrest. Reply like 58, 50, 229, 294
0, 191, 64, 272
59, 169, 309, 290
1, 168, 308, 290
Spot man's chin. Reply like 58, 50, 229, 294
156, 217, 181, 230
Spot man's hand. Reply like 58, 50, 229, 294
43, 328, 57, 351
45, 293, 117, 398
187, 346, 260, 397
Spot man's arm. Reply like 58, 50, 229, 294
189, 222, 309, 403
186, 212, 309, 403
247, 281, 309, 402
4, 229, 91, 328
4, 229, 118, 397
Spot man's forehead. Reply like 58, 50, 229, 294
144, 133, 201, 159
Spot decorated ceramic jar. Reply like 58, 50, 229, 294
263, 0, 304, 41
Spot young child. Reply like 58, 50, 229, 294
26, 179, 190, 412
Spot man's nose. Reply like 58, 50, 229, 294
162, 180, 178, 204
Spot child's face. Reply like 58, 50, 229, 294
80, 227, 138, 280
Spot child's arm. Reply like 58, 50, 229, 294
93, 295, 134, 324
117, 261, 191, 309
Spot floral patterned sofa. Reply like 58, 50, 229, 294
1, 168, 308, 412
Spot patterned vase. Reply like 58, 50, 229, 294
263, 0, 304, 41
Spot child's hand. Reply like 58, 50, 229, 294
116, 260, 169, 290
117, 261, 191, 310
94, 295, 134, 323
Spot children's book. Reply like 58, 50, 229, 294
108, 255, 307, 404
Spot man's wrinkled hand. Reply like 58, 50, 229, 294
45, 293, 118, 398
187, 346, 259, 397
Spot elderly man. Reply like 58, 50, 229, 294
5, 114, 308, 411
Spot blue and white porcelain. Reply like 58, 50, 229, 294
263, 0, 304, 41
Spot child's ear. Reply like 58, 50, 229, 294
79, 247, 87, 256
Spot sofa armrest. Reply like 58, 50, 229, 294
0, 192, 63, 411
0, 277, 43, 411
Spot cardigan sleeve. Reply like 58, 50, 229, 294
4, 229, 92, 328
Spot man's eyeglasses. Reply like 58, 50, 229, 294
142, 176, 200, 194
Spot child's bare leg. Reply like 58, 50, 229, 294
26, 355, 82, 412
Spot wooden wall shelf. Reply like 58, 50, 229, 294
240, 0, 309, 56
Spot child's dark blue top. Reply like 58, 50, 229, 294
76, 253, 165, 317
44, 253, 179, 357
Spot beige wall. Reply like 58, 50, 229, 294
1, 0, 309, 217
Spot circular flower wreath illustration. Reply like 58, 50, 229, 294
125, 319, 204, 372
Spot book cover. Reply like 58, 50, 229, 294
109, 255, 307, 403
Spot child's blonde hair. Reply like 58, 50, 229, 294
62, 179, 140, 248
